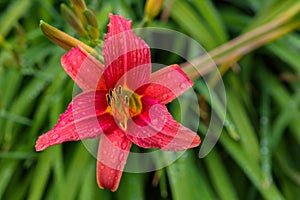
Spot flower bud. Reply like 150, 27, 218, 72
70, 0, 87, 10
40, 20, 93, 53
144, 0, 164, 21
70, 0, 87, 26
83, 9, 98, 28
87, 25, 100, 39
61, 3, 87, 37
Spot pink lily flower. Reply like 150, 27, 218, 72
35, 14, 200, 191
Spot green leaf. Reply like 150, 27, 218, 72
28, 148, 55, 200
204, 149, 238, 200
165, 151, 215, 200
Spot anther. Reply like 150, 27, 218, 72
125, 95, 129, 105
117, 85, 122, 95
106, 94, 111, 105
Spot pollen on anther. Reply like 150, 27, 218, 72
117, 85, 122, 95
125, 96, 129, 105
106, 94, 111, 105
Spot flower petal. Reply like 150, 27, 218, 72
126, 97, 200, 151
139, 64, 193, 104
61, 46, 106, 91
103, 14, 151, 90
35, 91, 113, 151
96, 124, 132, 192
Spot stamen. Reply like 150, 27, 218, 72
125, 95, 129, 105
106, 94, 111, 105
106, 86, 142, 131
117, 85, 122, 95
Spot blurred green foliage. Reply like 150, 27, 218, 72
0, 0, 300, 199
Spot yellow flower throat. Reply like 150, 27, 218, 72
106, 86, 142, 131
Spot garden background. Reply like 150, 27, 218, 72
1, 0, 300, 199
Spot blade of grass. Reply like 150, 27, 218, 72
220, 7, 252, 32
260, 68, 300, 147
0, 159, 19, 198
275, 143, 300, 187
4, 47, 62, 148
0, 68, 23, 145
79, 162, 111, 200
259, 88, 272, 188
182, 1, 300, 80
245, 0, 300, 31
170, 0, 218, 49
191, 0, 228, 43
0, 0, 32, 39
267, 34, 300, 73
96, 2, 113, 32
28, 71, 67, 139
220, 132, 284, 200
226, 76, 260, 161
5, 169, 33, 200
28, 148, 55, 200
62, 143, 92, 199
204, 149, 239, 200
116, 172, 145, 200
165, 151, 215, 200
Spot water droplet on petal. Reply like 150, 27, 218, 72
151, 119, 158, 125
116, 164, 122, 170
147, 85, 154, 91
121, 142, 128, 150
180, 83, 187, 89
93, 128, 99, 133
45, 139, 50, 145
51, 134, 59, 140
37, 144, 45, 150
143, 49, 148, 55
119, 153, 124, 161
163, 94, 169, 100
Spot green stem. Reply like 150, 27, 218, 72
182, 2, 300, 80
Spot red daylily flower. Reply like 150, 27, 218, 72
35, 14, 200, 192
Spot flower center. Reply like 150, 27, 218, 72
106, 85, 142, 130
